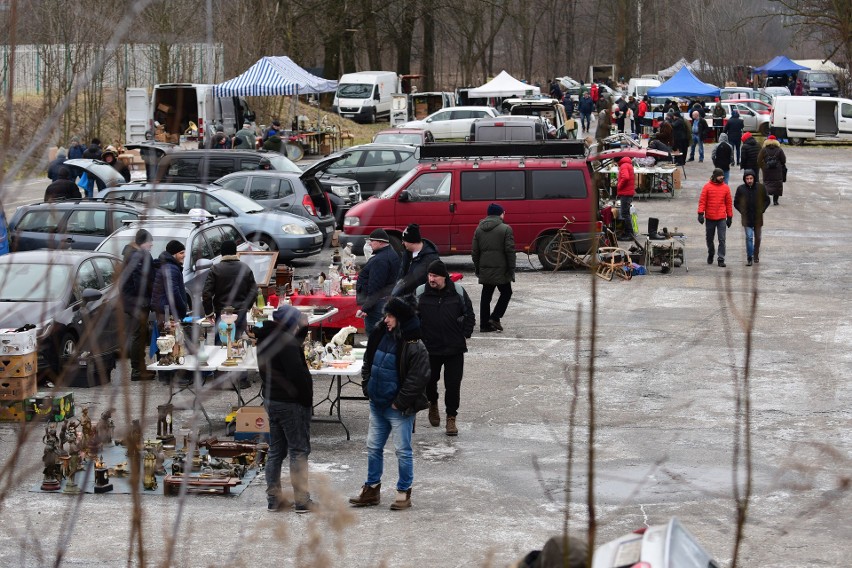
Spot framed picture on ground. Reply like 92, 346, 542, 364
236, 251, 279, 286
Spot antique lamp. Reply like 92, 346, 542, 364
219, 307, 239, 366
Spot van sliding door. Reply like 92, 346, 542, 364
815, 101, 839, 136
839, 103, 852, 138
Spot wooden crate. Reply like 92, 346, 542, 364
0, 400, 26, 422
0, 352, 38, 378
0, 374, 37, 401
24, 391, 74, 422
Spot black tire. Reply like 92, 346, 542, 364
759, 122, 769, 137
387, 234, 403, 256
249, 234, 278, 252
536, 233, 574, 271
791, 137, 805, 146
369, 110, 377, 124
59, 332, 78, 360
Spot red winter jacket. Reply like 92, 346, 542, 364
698, 179, 733, 221
616, 157, 635, 197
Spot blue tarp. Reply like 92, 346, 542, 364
647, 66, 720, 98
213, 56, 337, 97
752, 56, 810, 75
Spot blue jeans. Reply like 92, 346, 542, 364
580, 112, 591, 132
732, 140, 741, 164
705, 219, 727, 261
689, 134, 704, 161
723, 170, 730, 185
366, 402, 414, 491
744, 226, 762, 259
264, 400, 311, 506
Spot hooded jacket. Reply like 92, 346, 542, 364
44, 171, 82, 201
415, 280, 475, 356
740, 135, 760, 173
698, 178, 733, 221
712, 133, 734, 171
47, 152, 67, 181
734, 170, 770, 227
119, 245, 155, 317
201, 255, 257, 317
393, 239, 440, 298
617, 157, 635, 197
361, 313, 430, 415
757, 138, 786, 185
254, 310, 313, 407
151, 251, 188, 319
723, 111, 744, 144
472, 215, 516, 286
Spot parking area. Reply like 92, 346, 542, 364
0, 143, 850, 567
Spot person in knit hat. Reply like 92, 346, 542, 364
349, 296, 430, 511
472, 203, 515, 332
356, 228, 401, 334
415, 259, 475, 436
151, 240, 188, 321
391, 223, 440, 300
757, 134, 786, 205
739, 131, 760, 180
697, 168, 733, 267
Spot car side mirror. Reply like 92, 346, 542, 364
425, 118, 432, 123
217, 207, 232, 216
398, 190, 411, 203
81, 288, 102, 304
194, 258, 214, 272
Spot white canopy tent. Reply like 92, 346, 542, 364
658, 58, 713, 79
792, 59, 846, 75
469, 70, 540, 98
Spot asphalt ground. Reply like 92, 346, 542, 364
0, 141, 850, 567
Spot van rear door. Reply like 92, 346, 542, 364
786, 98, 816, 137
125, 88, 150, 143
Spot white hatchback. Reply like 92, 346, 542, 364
401, 106, 499, 140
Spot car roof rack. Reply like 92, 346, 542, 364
122, 213, 216, 227
416, 141, 586, 160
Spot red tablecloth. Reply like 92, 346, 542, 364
289, 293, 362, 331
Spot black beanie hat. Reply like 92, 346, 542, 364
401, 223, 421, 243
711, 168, 724, 180
384, 296, 416, 323
427, 259, 449, 278
166, 240, 185, 255
487, 203, 504, 216
221, 240, 237, 256
135, 229, 153, 245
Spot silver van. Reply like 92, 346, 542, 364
468, 115, 548, 142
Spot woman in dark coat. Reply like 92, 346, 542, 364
739, 132, 761, 179
757, 135, 787, 205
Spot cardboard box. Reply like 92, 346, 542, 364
0, 400, 26, 422
673, 168, 682, 189
235, 406, 269, 434
25, 391, 74, 422
157, 103, 171, 113
0, 328, 38, 355
0, 352, 37, 378
0, 374, 37, 400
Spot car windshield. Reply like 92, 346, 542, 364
266, 154, 302, 174
337, 83, 372, 99
808, 73, 834, 83
374, 133, 423, 145
98, 231, 189, 259
0, 262, 71, 301
213, 190, 265, 213
379, 168, 420, 199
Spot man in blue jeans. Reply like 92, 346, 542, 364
253, 305, 314, 513
688, 111, 709, 162
349, 297, 430, 510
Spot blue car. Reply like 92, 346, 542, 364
0, 204, 9, 256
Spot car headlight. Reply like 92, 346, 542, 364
331, 186, 348, 197
344, 216, 360, 227
282, 224, 308, 234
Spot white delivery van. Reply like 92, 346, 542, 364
125, 84, 254, 146
770, 96, 852, 145
332, 71, 398, 123
627, 77, 661, 98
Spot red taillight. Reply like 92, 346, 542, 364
596, 220, 603, 232
198, 117, 204, 136
632, 527, 648, 534
494, 122, 504, 126
302, 195, 317, 216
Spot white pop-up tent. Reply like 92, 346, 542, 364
468, 70, 540, 98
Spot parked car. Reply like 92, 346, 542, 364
797, 70, 839, 97
400, 106, 500, 140
212, 169, 337, 238
372, 128, 435, 145
0, 202, 9, 256
8, 199, 170, 252
720, 101, 771, 135
564, 83, 619, 103
726, 98, 772, 115
762, 86, 791, 99
0, 249, 123, 380
314, 143, 421, 199
99, 184, 323, 260
95, 216, 254, 311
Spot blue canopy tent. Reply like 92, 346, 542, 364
752, 56, 810, 75
647, 66, 720, 98
213, 56, 337, 97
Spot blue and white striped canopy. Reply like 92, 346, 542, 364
213, 56, 338, 97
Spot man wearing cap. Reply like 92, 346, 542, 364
392, 223, 440, 300
102, 145, 131, 182
697, 169, 733, 268
119, 229, 156, 380
356, 229, 401, 334
151, 240, 188, 322
234, 122, 257, 150
415, 260, 475, 436
253, 304, 315, 513
472, 204, 515, 333
349, 297, 430, 510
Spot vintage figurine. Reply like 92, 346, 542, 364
97, 409, 115, 446
41, 424, 62, 491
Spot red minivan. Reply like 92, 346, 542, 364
343, 142, 638, 268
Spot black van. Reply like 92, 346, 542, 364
154, 149, 303, 184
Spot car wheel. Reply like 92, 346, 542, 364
759, 122, 769, 137
536, 233, 574, 271
791, 137, 805, 146
249, 234, 278, 252
369, 110, 376, 124
59, 332, 78, 360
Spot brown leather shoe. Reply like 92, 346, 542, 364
428, 402, 440, 427
349, 483, 381, 507
446, 416, 458, 436
389, 488, 411, 510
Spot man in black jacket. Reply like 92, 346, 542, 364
119, 229, 155, 381
44, 167, 82, 201
739, 132, 761, 181
723, 110, 745, 165
391, 223, 440, 301
254, 305, 314, 513
415, 260, 475, 436
355, 229, 400, 334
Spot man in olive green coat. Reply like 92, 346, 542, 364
472, 203, 515, 333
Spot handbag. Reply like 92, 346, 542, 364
782, 164, 788, 182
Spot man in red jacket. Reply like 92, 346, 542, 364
697, 168, 733, 267
616, 156, 636, 238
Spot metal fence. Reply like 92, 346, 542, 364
0, 43, 225, 94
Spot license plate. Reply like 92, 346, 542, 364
314, 234, 323, 243
343, 114, 354, 118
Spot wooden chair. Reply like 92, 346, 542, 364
340, 129, 355, 147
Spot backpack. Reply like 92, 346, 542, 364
765, 153, 779, 169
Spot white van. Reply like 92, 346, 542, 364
770, 96, 852, 144
125, 84, 254, 147
332, 71, 399, 123
627, 78, 661, 98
